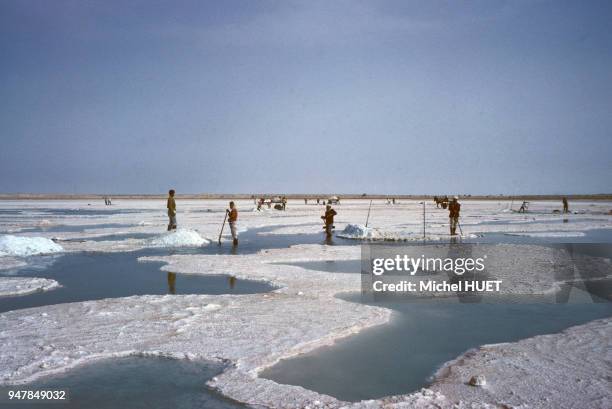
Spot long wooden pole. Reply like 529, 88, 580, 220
365, 200, 373, 227
218, 212, 228, 244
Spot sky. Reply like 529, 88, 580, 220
0, 0, 611, 195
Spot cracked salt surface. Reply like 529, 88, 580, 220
0, 199, 611, 408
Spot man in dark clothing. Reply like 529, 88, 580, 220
448, 196, 461, 236
562, 197, 569, 213
321, 204, 337, 238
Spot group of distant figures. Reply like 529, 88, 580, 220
255, 196, 288, 211
433, 195, 450, 209
103, 197, 112, 205
517, 197, 569, 213
303, 197, 341, 206
252, 196, 342, 211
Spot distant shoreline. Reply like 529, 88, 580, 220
1, 193, 611, 201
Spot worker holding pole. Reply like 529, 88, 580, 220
321, 204, 337, 238
448, 196, 461, 236
227, 201, 239, 246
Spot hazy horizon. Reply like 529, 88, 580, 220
1, 1, 611, 195
1, 191, 610, 197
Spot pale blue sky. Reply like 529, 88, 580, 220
1, 1, 611, 194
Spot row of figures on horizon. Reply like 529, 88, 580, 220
303, 197, 341, 205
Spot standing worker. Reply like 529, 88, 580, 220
448, 196, 461, 236
321, 204, 337, 238
167, 189, 177, 231
227, 201, 239, 246
562, 197, 569, 214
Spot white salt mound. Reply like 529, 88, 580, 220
147, 229, 209, 248
0, 277, 60, 296
337, 224, 382, 239
0, 235, 64, 257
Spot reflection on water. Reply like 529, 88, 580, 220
167, 272, 176, 294
0, 251, 274, 313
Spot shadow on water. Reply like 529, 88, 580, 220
0, 250, 275, 313
1, 357, 245, 409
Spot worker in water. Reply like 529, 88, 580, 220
448, 196, 461, 236
321, 204, 337, 238
562, 197, 569, 213
167, 189, 177, 231
227, 201, 238, 246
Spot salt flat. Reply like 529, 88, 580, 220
0, 199, 611, 408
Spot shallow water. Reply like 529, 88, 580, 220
0, 357, 244, 409
0, 207, 149, 216
471, 228, 612, 244
0, 250, 274, 313
262, 294, 612, 402
174, 225, 356, 256
11, 223, 138, 234
276, 259, 362, 274
55, 232, 158, 242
